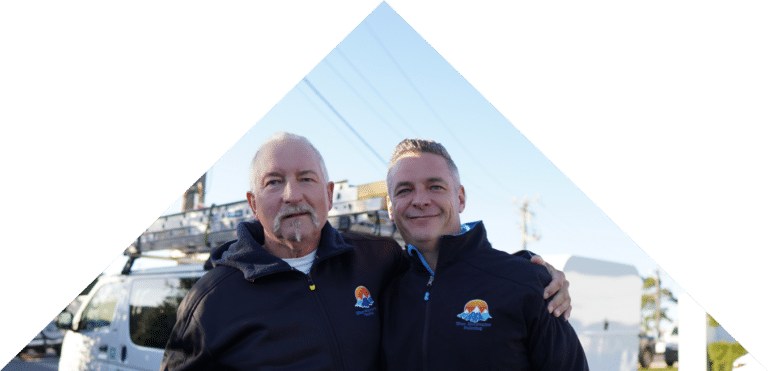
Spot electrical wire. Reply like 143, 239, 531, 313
362, 20, 516, 199
324, 58, 407, 140
295, 84, 385, 171
334, 48, 422, 139
303, 77, 388, 166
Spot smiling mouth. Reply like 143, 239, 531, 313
407, 214, 438, 220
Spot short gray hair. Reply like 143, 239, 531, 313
248, 132, 329, 194
386, 138, 460, 193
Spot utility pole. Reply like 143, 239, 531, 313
655, 268, 661, 338
512, 195, 541, 250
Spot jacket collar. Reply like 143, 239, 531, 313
210, 220, 354, 281
406, 220, 491, 274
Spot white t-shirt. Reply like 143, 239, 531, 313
282, 250, 317, 274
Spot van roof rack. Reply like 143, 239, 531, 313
121, 181, 402, 274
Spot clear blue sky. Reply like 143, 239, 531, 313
157, 3, 680, 330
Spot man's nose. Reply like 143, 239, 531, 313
282, 179, 302, 203
411, 187, 430, 207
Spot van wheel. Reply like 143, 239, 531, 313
640, 348, 653, 368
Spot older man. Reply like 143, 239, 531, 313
161, 132, 571, 370
381, 139, 588, 370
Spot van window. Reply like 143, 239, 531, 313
79, 282, 121, 331
129, 277, 199, 349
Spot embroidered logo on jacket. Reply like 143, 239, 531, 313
457, 299, 492, 323
355, 286, 374, 308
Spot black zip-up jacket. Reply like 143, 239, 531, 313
160, 220, 404, 371
381, 221, 588, 371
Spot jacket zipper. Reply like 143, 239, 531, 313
422, 274, 434, 371
307, 274, 316, 291
306, 249, 353, 371
305, 272, 346, 370
408, 245, 435, 371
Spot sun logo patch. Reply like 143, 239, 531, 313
355, 286, 374, 308
457, 299, 492, 323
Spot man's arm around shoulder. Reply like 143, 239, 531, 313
526, 292, 589, 371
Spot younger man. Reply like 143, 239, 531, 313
382, 139, 588, 370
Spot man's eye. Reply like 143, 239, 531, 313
396, 188, 410, 196
265, 180, 281, 187
430, 185, 444, 191
300, 177, 315, 182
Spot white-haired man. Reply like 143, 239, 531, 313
161, 132, 571, 370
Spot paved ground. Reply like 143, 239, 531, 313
648, 353, 677, 369
2, 357, 58, 371
2, 350, 59, 371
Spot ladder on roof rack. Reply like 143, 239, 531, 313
124, 180, 403, 257
127, 200, 250, 255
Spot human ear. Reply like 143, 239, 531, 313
386, 195, 394, 222
246, 191, 259, 221
457, 185, 466, 213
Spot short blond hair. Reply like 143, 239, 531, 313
386, 138, 460, 193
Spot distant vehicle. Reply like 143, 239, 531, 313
664, 326, 679, 367
19, 319, 64, 356
541, 255, 642, 371
638, 334, 656, 368
664, 342, 678, 367
732, 353, 760, 370
56, 264, 205, 371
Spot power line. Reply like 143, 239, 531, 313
299, 76, 502, 206
323, 59, 407, 139
295, 84, 384, 171
334, 48, 421, 138
362, 20, 514, 198
333, 47, 500, 202
303, 77, 388, 166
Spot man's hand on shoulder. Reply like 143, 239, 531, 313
530, 255, 571, 321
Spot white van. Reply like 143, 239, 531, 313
56, 264, 206, 371
541, 255, 642, 371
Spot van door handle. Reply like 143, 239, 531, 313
99, 344, 108, 352
121, 345, 127, 362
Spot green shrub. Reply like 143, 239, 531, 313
707, 341, 747, 371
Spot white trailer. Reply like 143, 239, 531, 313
542, 255, 642, 371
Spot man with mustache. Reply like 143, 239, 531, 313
381, 138, 588, 370
161, 132, 572, 370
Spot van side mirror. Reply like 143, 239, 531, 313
56, 311, 74, 331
